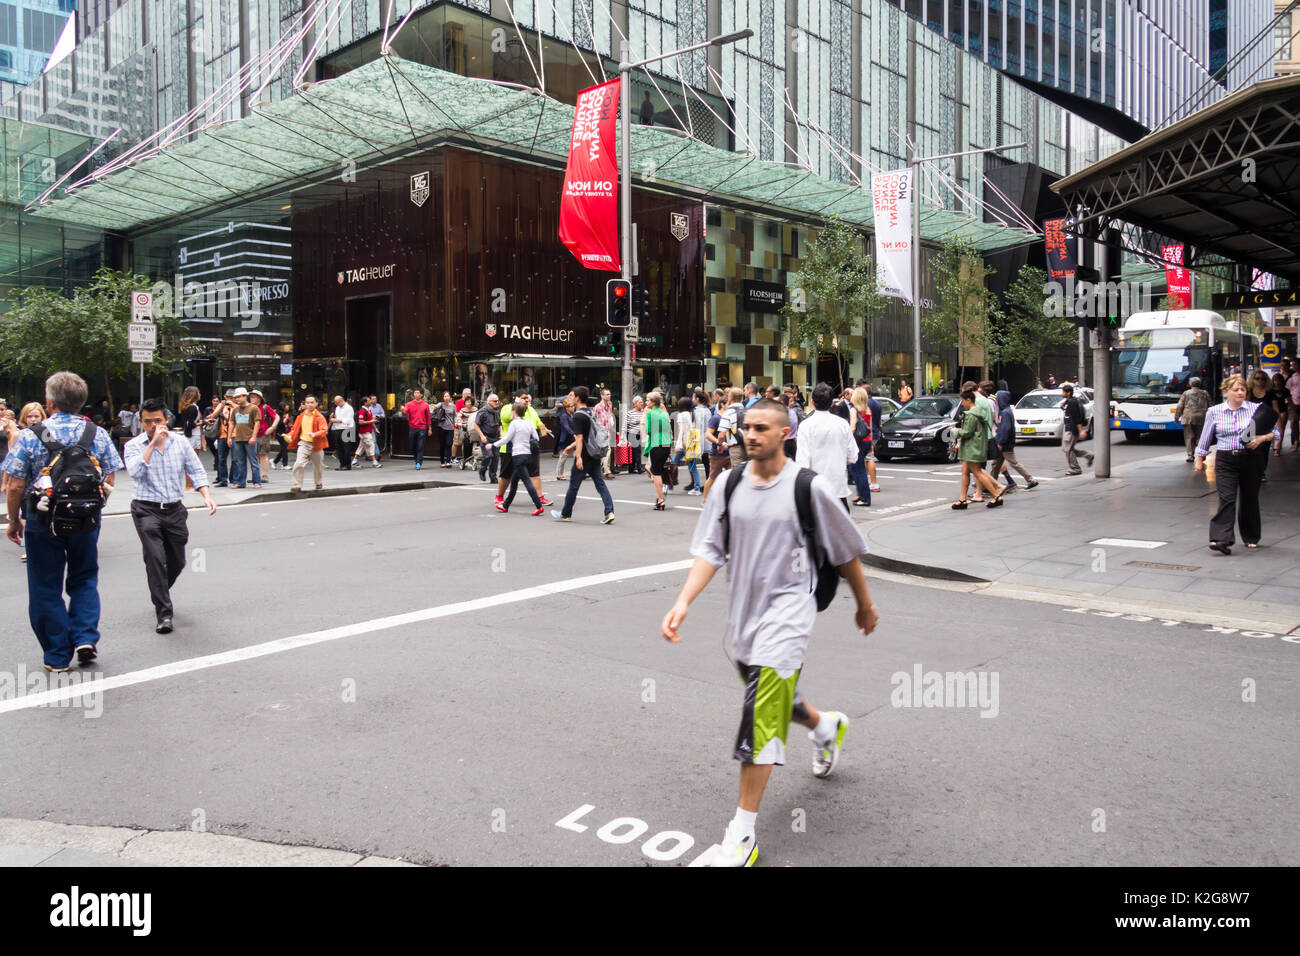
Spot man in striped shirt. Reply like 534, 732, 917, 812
1194, 376, 1280, 553
125, 398, 217, 633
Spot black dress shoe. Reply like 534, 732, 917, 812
75, 644, 97, 665
156, 617, 174, 634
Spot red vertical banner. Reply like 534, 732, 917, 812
559, 78, 622, 272
1043, 218, 1077, 281
1162, 244, 1191, 308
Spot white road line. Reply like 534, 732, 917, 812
905, 477, 958, 483
0, 559, 694, 714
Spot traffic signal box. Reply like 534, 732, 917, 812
606, 279, 631, 328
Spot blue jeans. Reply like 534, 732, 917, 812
671, 449, 701, 491
24, 511, 101, 668
850, 445, 871, 503
410, 428, 427, 466
215, 438, 230, 483
230, 439, 253, 486
561, 460, 614, 518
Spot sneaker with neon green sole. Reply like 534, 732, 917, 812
811, 711, 849, 778
710, 822, 758, 867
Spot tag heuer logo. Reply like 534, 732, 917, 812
337, 272, 345, 284
485, 324, 497, 337
410, 171, 430, 207
670, 212, 688, 241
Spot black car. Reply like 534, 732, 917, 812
875, 394, 962, 462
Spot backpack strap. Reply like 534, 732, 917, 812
794, 468, 822, 593
30, 421, 61, 452
719, 462, 748, 554
77, 422, 97, 451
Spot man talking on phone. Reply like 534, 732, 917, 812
124, 397, 217, 634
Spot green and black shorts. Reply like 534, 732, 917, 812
733, 662, 806, 765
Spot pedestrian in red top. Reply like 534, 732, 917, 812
353, 401, 381, 468
403, 388, 432, 470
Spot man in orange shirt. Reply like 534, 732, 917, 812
288, 395, 329, 492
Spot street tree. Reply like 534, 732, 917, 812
925, 237, 999, 381
994, 265, 1078, 386
781, 216, 889, 392
0, 268, 185, 414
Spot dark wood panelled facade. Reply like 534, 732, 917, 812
293, 146, 704, 362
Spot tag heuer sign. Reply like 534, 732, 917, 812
485, 324, 497, 337
410, 171, 430, 207
670, 212, 688, 241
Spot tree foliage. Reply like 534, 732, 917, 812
925, 237, 999, 378
0, 269, 185, 413
780, 216, 890, 391
993, 265, 1079, 385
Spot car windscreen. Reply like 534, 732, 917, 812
893, 398, 956, 418
1016, 394, 1066, 409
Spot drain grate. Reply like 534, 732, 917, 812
1125, 560, 1201, 572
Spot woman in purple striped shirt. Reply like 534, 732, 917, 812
1194, 375, 1281, 555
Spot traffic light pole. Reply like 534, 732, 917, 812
1092, 327, 1112, 478
617, 29, 752, 422
619, 40, 634, 428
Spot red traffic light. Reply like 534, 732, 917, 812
614, 285, 627, 297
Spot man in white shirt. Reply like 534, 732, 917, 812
329, 395, 356, 470
795, 383, 859, 509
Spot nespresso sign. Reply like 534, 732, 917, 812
1211, 289, 1299, 308
742, 280, 787, 313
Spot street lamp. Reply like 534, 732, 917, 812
905, 142, 1026, 397
617, 29, 753, 423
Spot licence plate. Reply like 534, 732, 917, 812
1020, 427, 1035, 434
1149, 423, 1165, 430
888, 441, 904, 449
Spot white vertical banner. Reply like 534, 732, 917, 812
872, 168, 914, 304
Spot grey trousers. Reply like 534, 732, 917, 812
991, 447, 1033, 483
1182, 418, 1204, 458
1062, 430, 1094, 474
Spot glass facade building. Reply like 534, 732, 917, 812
0, 0, 76, 86
5, 0, 1262, 407
891, 1, 1277, 135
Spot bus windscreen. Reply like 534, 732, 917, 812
1112, 347, 1211, 402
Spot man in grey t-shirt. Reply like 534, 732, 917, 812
662, 398, 880, 867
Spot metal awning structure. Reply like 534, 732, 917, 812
29, 54, 1035, 251
1052, 73, 1300, 283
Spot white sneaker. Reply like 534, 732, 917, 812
869, 483, 880, 492
811, 711, 849, 778
687, 489, 702, 496
710, 822, 758, 867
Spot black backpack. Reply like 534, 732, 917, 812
720, 464, 839, 611
27, 422, 108, 536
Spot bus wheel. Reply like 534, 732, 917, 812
1123, 431, 1141, 442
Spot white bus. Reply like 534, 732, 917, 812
1110, 311, 1260, 439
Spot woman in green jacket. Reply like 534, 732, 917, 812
953, 389, 1006, 509
643, 392, 674, 511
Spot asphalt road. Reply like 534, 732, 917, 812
0, 443, 1294, 866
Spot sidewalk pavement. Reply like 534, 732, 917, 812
0, 818, 419, 866
861, 447, 1300, 629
